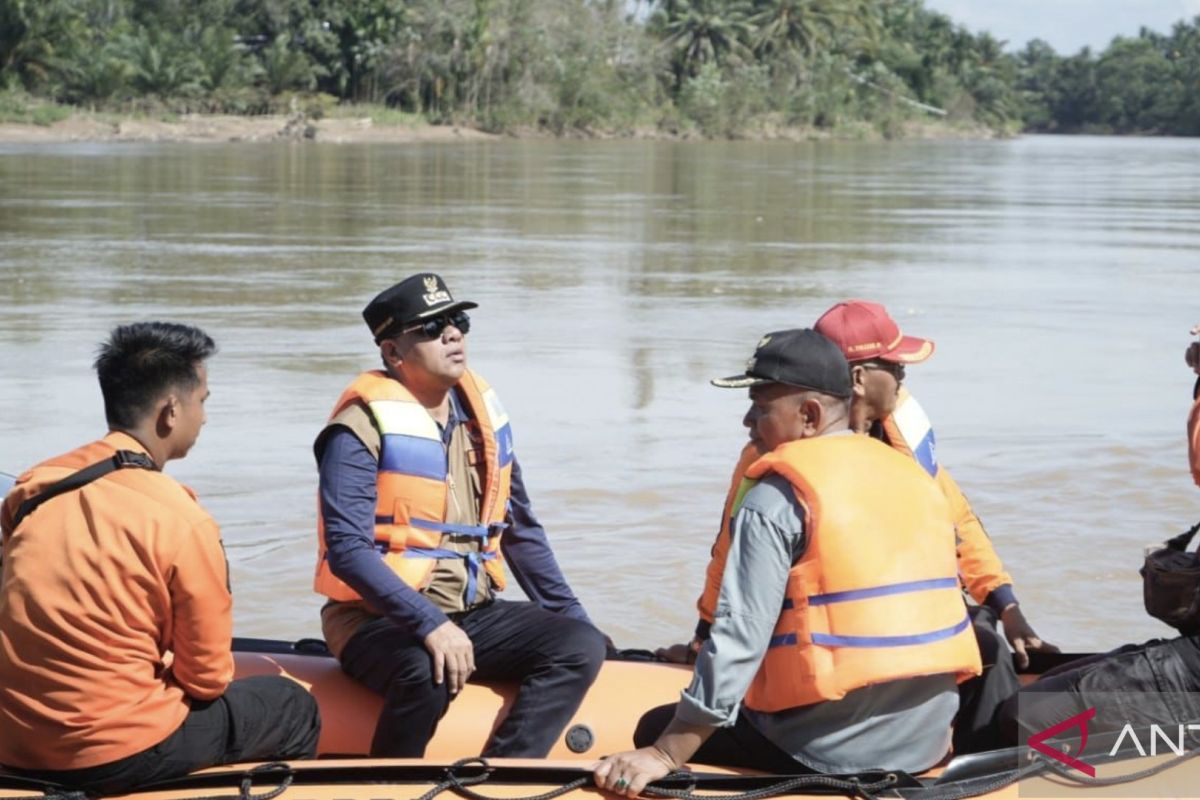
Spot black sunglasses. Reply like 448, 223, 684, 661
401, 310, 471, 340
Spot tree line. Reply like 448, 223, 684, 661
2, 0, 1199, 137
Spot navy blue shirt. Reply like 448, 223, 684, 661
318, 390, 592, 639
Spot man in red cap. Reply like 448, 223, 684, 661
665, 299, 1056, 753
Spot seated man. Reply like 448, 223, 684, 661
996, 327, 1200, 741
315, 273, 607, 758
0, 322, 320, 796
595, 329, 981, 793
668, 300, 1055, 753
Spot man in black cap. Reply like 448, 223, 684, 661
313, 273, 606, 758
594, 329, 980, 794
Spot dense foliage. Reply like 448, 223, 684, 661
1, 0, 1197, 136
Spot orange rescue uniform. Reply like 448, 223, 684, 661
0, 432, 233, 771
1189, 389, 1200, 488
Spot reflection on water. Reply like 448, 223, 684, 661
2, 136, 1199, 650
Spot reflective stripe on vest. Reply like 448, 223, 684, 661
740, 435, 981, 712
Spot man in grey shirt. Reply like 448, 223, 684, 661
594, 329, 979, 796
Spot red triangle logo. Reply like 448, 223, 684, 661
1027, 707, 1097, 777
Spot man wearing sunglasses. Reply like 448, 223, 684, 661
312, 273, 606, 758
668, 299, 1056, 754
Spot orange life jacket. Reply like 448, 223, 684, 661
698, 388, 1013, 621
740, 435, 982, 712
313, 369, 514, 602
695, 441, 762, 626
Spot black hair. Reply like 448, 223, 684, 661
94, 322, 217, 430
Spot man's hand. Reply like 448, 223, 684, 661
1186, 326, 1200, 375
655, 643, 693, 664
1001, 604, 1059, 669
424, 620, 474, 694
654, 637, 702, 665
592, 746, 677, 797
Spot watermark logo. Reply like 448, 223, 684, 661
1018, 692, 1200, 797
1027, 707, 1097, 777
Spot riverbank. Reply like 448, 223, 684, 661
0, 111, 1003, 145
0, 113, 499, 144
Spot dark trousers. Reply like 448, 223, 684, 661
634, 703, 817, 773
9, 676, 320, 796
339, 599, 606, 758
952, 606, 1021, 754
995, 635, 1200, 745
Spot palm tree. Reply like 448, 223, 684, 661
751, 0, 867, 59
658, 0, 753, 83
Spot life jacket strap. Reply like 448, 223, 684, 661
403, 547, 497, 603
11, 450, 155, 529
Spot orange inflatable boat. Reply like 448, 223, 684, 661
3, 637, 1195, 800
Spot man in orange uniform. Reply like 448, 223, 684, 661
595, 329, 980, 793
0, 322, 320, 795
667, 300, 1056, 752
314, 274, 606, 757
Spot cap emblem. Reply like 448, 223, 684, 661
421, 278, 452, 307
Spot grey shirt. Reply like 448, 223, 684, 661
676, 468, 959, 774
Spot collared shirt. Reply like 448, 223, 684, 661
318, 385, 591, 654
677, 465, 958, 774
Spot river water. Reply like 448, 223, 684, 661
1, 135, 1198, 652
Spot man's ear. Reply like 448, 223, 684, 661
799, 396, 825, 437
380, 338, 405, 368
850, 365, 868, 398
155, 395, 177, 438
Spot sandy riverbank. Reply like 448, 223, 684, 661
0, 112, 1004, 144
0, 113, 500, 144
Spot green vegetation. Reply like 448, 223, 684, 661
1, 0, 1198, 138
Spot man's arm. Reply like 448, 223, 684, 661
319, 428, 449, 638
168, 516, 235, 700
936, 466, 1013, 608
675, 478, 797, 729
499, 458, 592, 624
937, 466, 1056, 666
595, 477, 800, 795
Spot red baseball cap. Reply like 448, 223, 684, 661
814, 300, 935, 364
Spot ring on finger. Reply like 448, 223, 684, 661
614, 778, 628, 790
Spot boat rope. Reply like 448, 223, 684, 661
412, 759, 901, 800
900, 762, 1047, 800
1035, 745, 1200, 787
643, 771, 901, 800
415, 758, 589, 800
904, 743, 1200, 800
178, 762, 295, 800
0, 788, 88, 800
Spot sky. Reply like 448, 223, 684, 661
921, 0, 1200, 54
